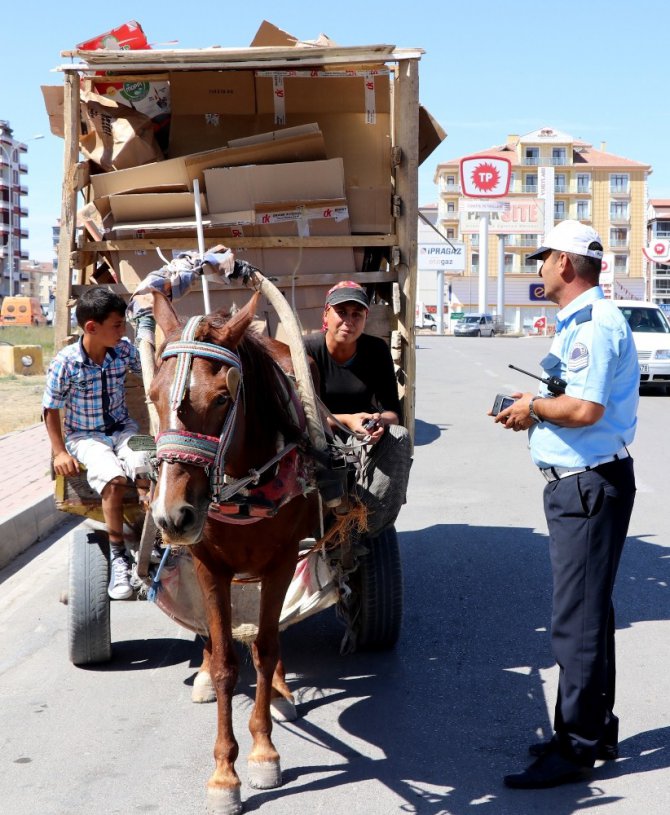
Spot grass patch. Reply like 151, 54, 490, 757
0, 325, 56, 368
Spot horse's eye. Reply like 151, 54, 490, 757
215, 394, 229, 407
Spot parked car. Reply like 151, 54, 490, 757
453, 313, 498, 337
616, 300, 670, 389
0, 296, 47, 327
415, 311, 437, 331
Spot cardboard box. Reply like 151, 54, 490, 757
90, 127, 327, 200
168, 71, 257, 156
41, 86, 65, 138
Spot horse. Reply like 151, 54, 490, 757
149, 290, 321, 815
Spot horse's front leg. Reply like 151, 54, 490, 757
192, 637, 217, 703
193, 560, 242, 815
247, 556, 297, 789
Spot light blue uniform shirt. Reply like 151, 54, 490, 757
529, 287, 639, 469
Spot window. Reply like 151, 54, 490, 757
610, 228, 628, 248
524, 173, 538, 193
447, 202, 455, 213
552, 147, 567, 166
472, 253, 479, 269
577, 173, 591, 193
610, 201, 629, 221
656, 220, 670, 238
522, 254, 538, 272
447, 228, 455, 239
554, 201, 566, 220
555, 174, 567, 193
504, 253, 514, 272
614, 255, 628, 274
524, 147, 539, 166
610, 174, 629, 193
576, 200, 591, 220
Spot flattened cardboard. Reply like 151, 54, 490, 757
418, 104, 447, 166
204, 158, 346, 214
346, 187, 392, 234
109, 192, 208, 224
255, 71, 390, 116
41, 86, 65, 138
90, 128, 327, 200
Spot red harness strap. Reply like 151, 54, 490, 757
208, 447, 311, 525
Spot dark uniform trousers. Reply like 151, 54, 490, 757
543, 456, 636, 766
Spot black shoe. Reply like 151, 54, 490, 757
504, 750, 592, 789
529, 738, 618, 761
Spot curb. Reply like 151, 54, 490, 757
0, 494, 67, 571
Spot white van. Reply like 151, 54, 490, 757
616, 300, 670, 389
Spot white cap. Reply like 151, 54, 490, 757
528, 220, 604, 261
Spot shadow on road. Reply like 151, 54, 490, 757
242, 522, 670, 814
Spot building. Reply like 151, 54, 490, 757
0, 120, 29, 299
19, 259, 56, 304
433, 127, 650, 326
646, 199, 670, 304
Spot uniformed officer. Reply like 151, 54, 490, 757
493, 220, 639, 788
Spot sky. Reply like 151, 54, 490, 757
3, 0, 669, 261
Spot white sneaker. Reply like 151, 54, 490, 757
108, 554, 133, 600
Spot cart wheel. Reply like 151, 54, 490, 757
68, 528, 112, 665
349, 526, 403, 650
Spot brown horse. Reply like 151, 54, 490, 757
149, 291, 320, 815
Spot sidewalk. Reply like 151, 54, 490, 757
0, 424, 65, 570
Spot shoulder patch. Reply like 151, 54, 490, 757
568, 342, 589, 371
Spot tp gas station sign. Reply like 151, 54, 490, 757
459, 155, 512, 198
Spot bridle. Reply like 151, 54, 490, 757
155, 316, 243, 503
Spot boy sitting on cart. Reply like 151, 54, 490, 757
43, 287, 150, 600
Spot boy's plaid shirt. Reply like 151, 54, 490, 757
42, 338, 142, 435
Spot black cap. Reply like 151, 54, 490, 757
325, 285, 369, 309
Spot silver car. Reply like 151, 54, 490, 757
454, 313, 497, 337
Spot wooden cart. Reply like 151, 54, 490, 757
50, 32, 444, 664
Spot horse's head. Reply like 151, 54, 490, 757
149, 291, 259, 545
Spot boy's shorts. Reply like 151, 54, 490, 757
66, 422, 150, 496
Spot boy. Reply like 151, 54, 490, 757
43, 287, 149, 600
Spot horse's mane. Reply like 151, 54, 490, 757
200, 316, 304, 452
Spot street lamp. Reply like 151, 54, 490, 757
0, 131, 43, 296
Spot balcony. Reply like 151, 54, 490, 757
440, 181, 460, 194
610, 214, 630, 225
609, 239, 629, 248
554, 211, 568, 221
610, 186, 629, 197
523, 157, 539, 166
554, 184, 567, 194
576, 186, 591, 194
522, 184, 538, 194
441, 209, 459, 221
506, 235, 539, 248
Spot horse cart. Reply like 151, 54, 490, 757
49, 22, 443, 813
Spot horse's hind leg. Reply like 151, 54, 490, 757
247, 561, 296, 789
270, 659, 297, 722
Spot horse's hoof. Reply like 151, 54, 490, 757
192, 671, 216, 704
248, 760, 282, 789
270, 696, 297, 722
206, 785, 242, 815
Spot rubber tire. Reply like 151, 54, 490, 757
68, 528, 112, 665
476, 330, 481, 337
350, 526, 403, 650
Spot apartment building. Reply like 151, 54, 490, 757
434, 126, 650, 325
0, 120, 29, 299
646, 199, 670, 304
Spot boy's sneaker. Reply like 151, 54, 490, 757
108, 554, 133, 600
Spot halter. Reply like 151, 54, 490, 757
155, 316, 242, 502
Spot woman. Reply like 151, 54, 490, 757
304, 281, 411, 534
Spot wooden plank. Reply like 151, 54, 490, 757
82, 235, 395, 252
392, 57, 420, 441
54, 71, 81, 350
70, 270, 397, 298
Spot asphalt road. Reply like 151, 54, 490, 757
1, 335, 669, 815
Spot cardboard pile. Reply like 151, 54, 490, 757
45, 20, 446, 336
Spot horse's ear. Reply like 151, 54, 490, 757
150, 289, 181, 336
216, 291, 261, 348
